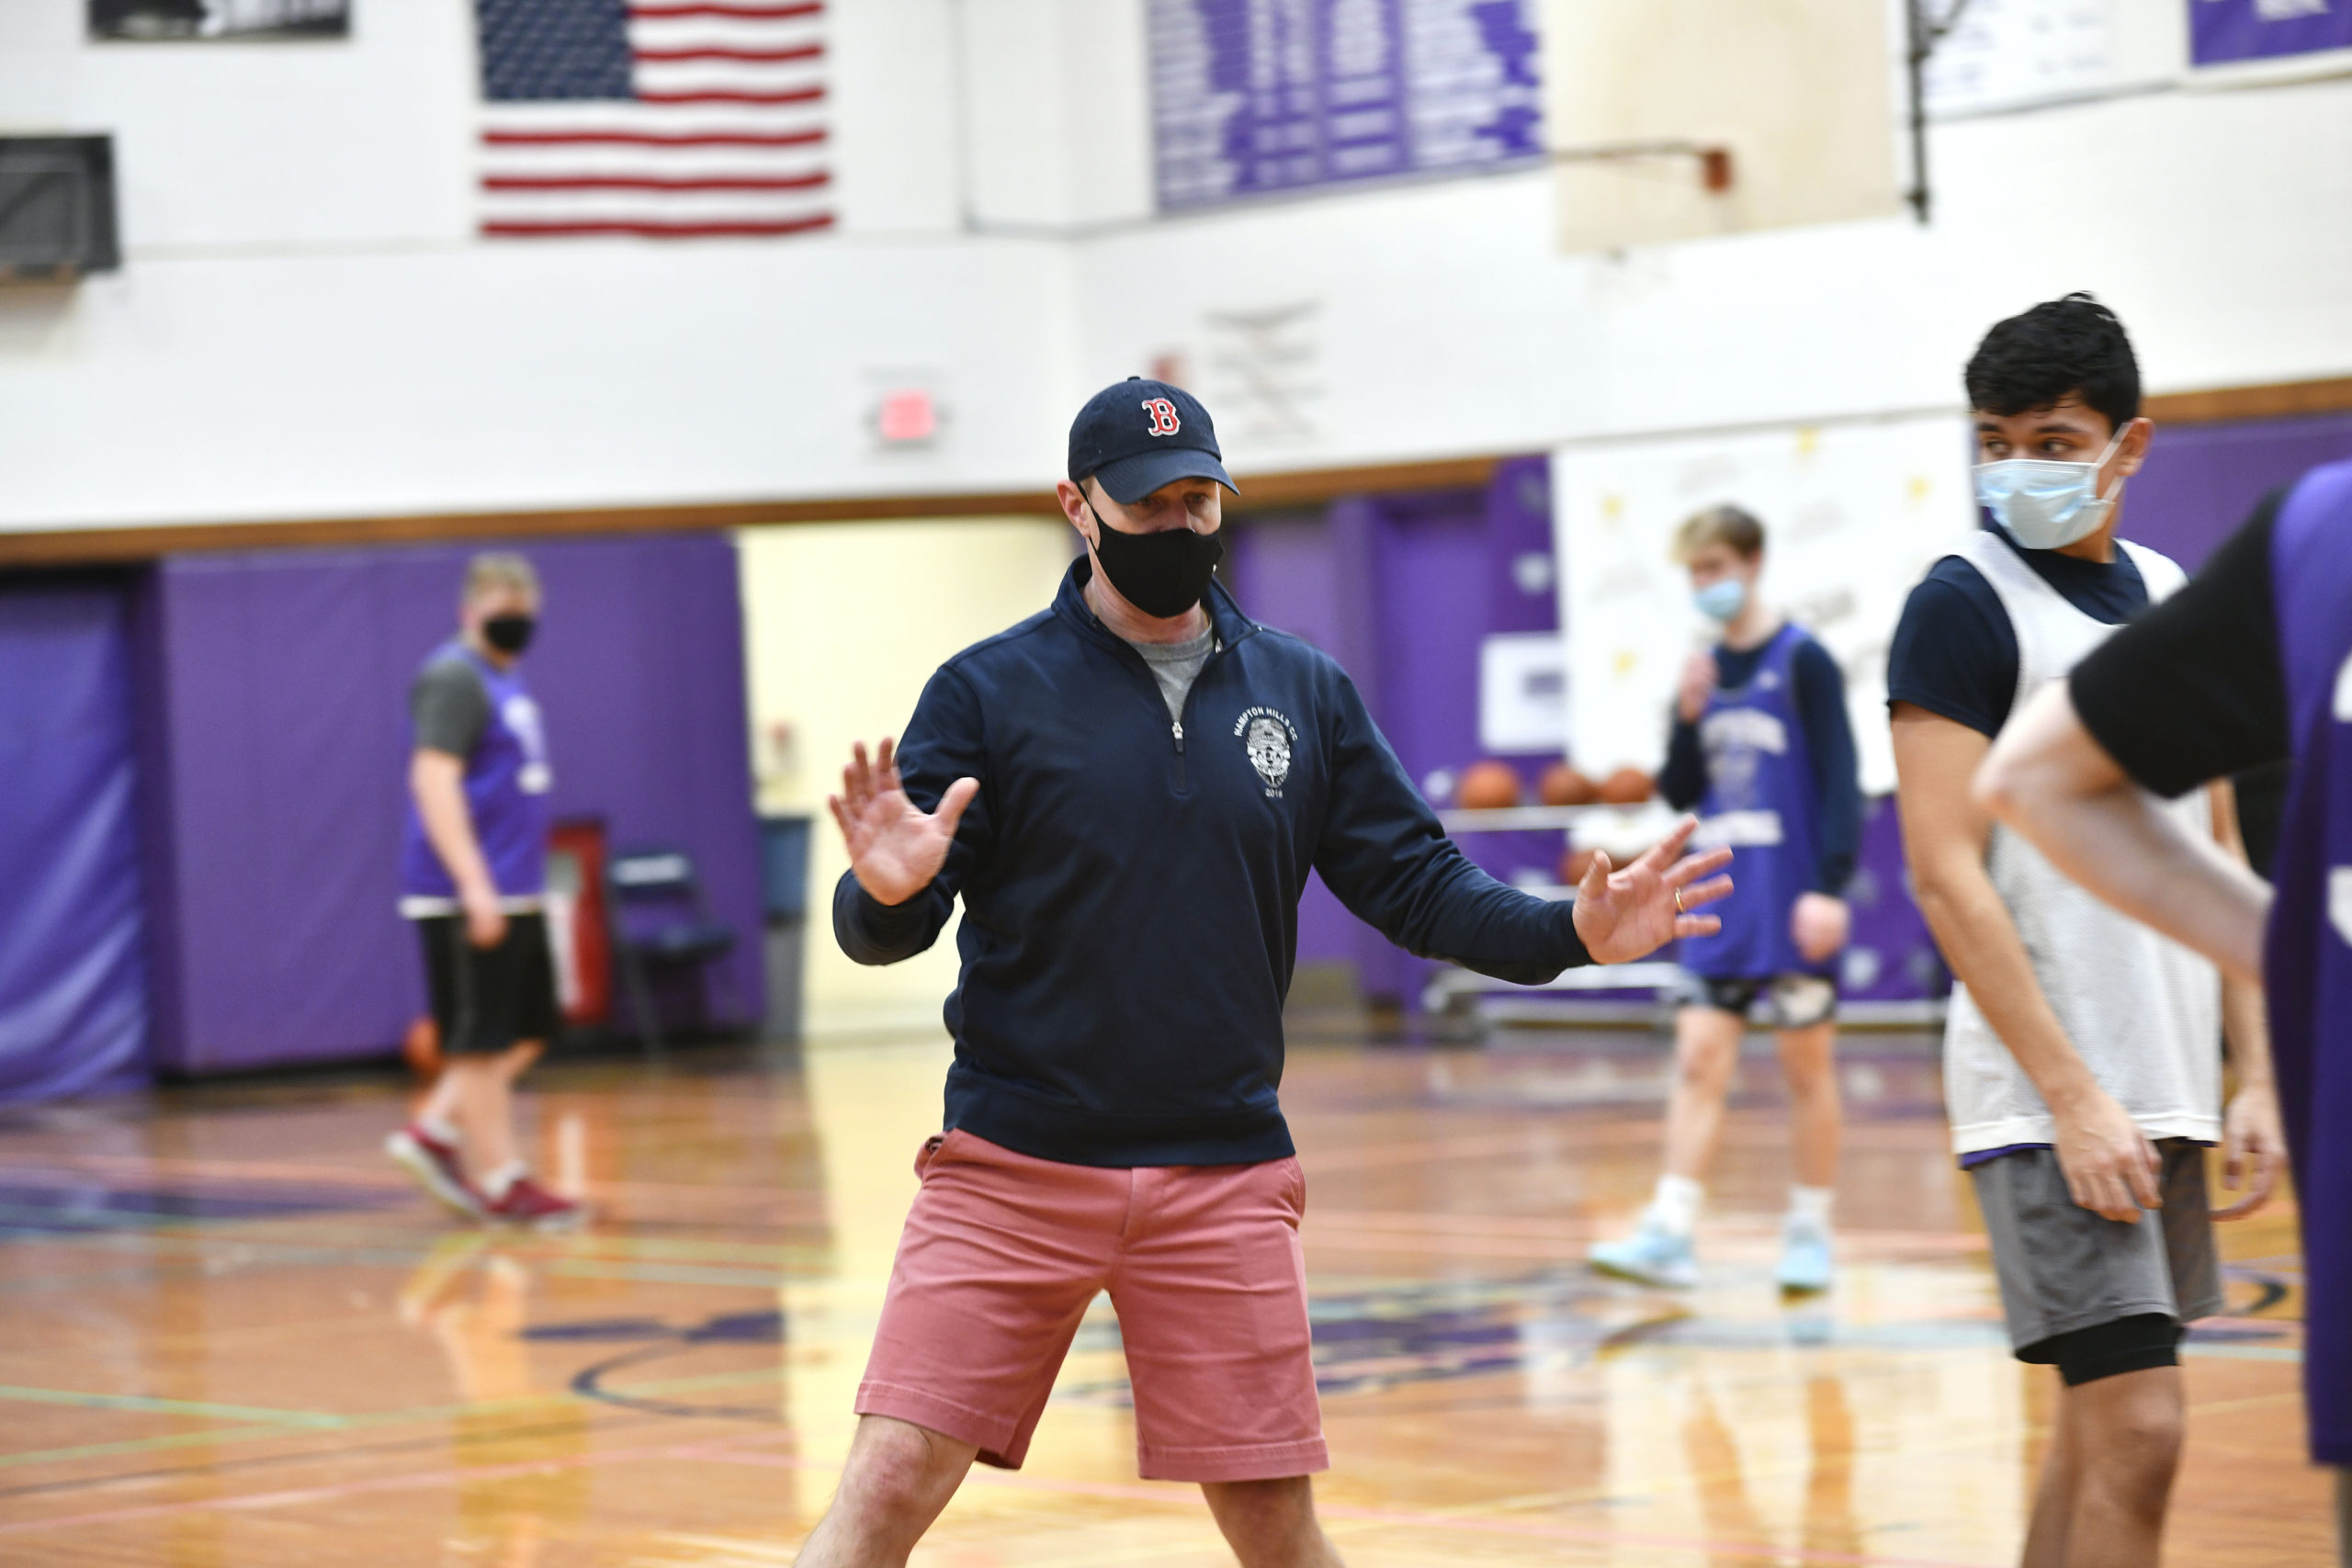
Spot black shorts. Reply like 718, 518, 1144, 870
1671, 972, 1838, 1029
416, 912, 560, 1056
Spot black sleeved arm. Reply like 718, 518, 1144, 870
1885, 566, 2019, 738
411, 660, 491, 758
1792, 639, 1863, 895
1314, 669, 1592, 981
1660, 718, 1706, 810
2071, 494, 2291, 797
832, 666, 994, 965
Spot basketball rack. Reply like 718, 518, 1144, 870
1427, 802, 1682, 1032
1426, 803, 1949, 1035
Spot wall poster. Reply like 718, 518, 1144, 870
2191, 0, 2352, 69
89, 0, 349, 40
1552, 413, 1975, 795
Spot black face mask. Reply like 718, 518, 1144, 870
1087, 505, 1224, 619
482, 614, 536, 655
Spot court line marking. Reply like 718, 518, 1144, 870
0, 1425, 301, 1472
0, 1422, 2007, 1564
0, 1336, 2301, 1552
0, 1153, 834, 1218
0, 1386, 349, 1429
0, 1360, 796, 1475
0, 1426, 799, 1538
683, 1445, 2003, 1568
0, 1224, 808, 1290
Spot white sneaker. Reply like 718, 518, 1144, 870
1775, 1214, 1834, 1294
1589, 1216, 1700, 1288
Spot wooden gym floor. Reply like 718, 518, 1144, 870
0, 1032, 2327, 1566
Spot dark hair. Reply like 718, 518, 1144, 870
1964, 292, 2141, 434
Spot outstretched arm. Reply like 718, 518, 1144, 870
1973, 682, 2268, 986
830, 737, 979, 906
830, 670, 989, 966
1569, 816, 1733, 963
1313, 669, 1729, 979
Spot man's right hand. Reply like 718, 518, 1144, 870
830, 738, 980, 907
460, 884, 508, 950
1676, 650, 1718, 724
2050, 1083, 2163, 1224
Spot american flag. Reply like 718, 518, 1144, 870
474, 0, 831, 240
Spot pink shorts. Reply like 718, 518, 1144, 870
855, 1129, 1327, 1483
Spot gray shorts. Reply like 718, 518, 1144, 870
1970, 1139, 2222, 1355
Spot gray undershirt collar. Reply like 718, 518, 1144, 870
1126, 625, 1218, 725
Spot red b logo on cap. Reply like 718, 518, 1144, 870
1142, 398, 1181, 437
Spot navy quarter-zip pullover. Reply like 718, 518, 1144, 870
835, 560, 1594, 1167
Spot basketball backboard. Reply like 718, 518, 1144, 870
1540, 0, 1905, 252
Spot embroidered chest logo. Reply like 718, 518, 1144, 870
1234, 706, 1297, 796
1142, 398, 1182, 436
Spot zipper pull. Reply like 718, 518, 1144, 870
1172, 718, 1185, 754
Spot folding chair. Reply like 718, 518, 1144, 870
603, 847, 738, 1055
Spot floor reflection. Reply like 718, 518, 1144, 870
0, 1034, 2323, 1566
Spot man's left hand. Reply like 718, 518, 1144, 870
2213, 1081, 2288, 1221
1572, 816, 1734, 964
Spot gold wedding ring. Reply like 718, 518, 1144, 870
1673, 887, 1685, 914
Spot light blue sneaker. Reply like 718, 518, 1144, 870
1775, 1215, 1834, 1294
1589, 1216, 1699, 1288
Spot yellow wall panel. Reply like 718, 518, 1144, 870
738, 517, 1073, 1038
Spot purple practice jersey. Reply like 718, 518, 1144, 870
400, 644, 552, 904
2264, 456, 2352, 1468
1676, 622, 1828, 981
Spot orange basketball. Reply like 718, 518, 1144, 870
1538, 762, 1598, 807
1597, 766, 1655, 806
1455, 760, 1522, 810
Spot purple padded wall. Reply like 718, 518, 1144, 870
2128, 410, 2352, 570
1223, 512, 1359, 971
0, 580, 153, 1103
141, 534, 762, 1074
1228, 466, 1566, 1002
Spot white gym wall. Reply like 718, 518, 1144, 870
4, 0, 2349, 531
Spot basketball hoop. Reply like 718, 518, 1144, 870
1549, 141, 1736, 196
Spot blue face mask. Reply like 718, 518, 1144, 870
1693, 578, 1747, 623
1973, 426, 2129, 550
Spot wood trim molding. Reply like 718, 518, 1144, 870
2143, 375, 2352, 425
0, 453, 1505, 569
1233, 454, 1499, 507
0, 491, 1057, 569
14, 375, 2344, 570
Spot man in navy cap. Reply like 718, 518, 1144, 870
792, 379, 1735, 1568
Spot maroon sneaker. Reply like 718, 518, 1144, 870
486, 1174, 585, 1233
386, 1124, 487, 1220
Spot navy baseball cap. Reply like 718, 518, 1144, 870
1067, 377, 1237, 504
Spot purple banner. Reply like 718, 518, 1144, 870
1151, 0, 1543, 210
2192, 0, 2352, 66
